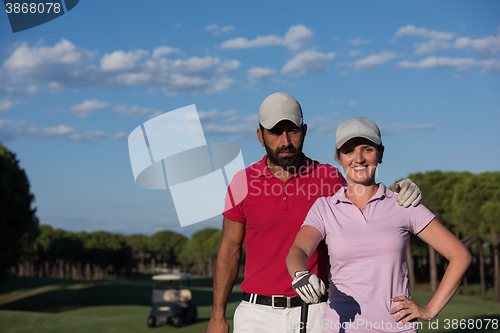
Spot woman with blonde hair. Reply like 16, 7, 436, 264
286, 117, 471, 332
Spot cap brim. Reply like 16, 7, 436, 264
261, 114, 303, 130
335, 135, 381, 149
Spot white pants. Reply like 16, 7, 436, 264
233, 300, 326, 333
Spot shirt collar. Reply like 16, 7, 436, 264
334, 182, 393, 204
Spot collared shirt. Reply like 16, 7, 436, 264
303, 183, 435, 332
223, 153, 346, 296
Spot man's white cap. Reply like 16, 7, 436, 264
335, 117, 382, 149
258, 92, 303, 130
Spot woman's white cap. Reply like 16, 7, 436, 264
336, 117, 381, 149
258, 92, 303, 130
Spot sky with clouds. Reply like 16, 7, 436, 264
1, 0, 499, 237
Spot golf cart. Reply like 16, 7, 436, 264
147, 273, 198, 328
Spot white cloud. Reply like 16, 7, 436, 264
308, 119, 437, 138
66, 130, 107, 141
246, 67, 276, 84
154, 56, 238, 94
152, 46, 178, 59
348, 101, 358, 107
197, 109, 236, 122
349, 51, 397, 69
396, 56, 477, 70
414, 39, 452, 54
0, 119, 107, 141
348, 37, 369, 46
305, 116, 342, 137
0, 99, 17, 112
197, 109, 219, 121
205, 24, 235, 35
221, 24, 313, 51
380, 123, 436, 134
221, 25, 236, 34
148, 111, 164, 119
100, 49, 149, 71
171, 56, 235, 74
206, 77, 236, 94
455, 34, 500, 57
395, 25, 455, 55
396, 25, 454, 40
480, 59, 500, 73
283, 25, 314, 51
71, 99, 110, 117
0, 85, 38, 97
218, 59, 240, 73
3, 39, 93, 73
220, 35, 282, 49
282, 50, 336, 75
114, 104, 158, 116
349, 51, 362, 57
203, 123, 256, 137
160, 74, 211, 95
243, 114, 258, 123
0, 119, 21, 140
205, 24, 218, 32
43, 124, 77, 137
184, 109, 257, 139
113, 132, 128, 140
2, 40, 241, 96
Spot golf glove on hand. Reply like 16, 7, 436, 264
392, 179, 422, 207
292, 270, 325, 304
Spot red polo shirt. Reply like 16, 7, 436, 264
223, 153, 347, 296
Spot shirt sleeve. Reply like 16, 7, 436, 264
222, 168, 247, 224
406, 203, 436, 235
302, 197, 328, 239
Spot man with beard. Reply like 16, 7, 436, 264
206, 92, 422, 333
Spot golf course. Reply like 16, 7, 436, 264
0, 275, 499, 333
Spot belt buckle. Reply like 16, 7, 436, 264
271, 295, 290, 309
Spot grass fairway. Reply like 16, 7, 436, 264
0, 276, 499, 333
0, 275, 242, 333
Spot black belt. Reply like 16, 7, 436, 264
242, 292, 328, 309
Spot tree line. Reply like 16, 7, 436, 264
14, 226, 231, 280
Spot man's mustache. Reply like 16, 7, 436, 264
275, 145, 298, 154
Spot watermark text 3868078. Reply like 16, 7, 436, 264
3, 0, 79, 33
6, 2, 62, 13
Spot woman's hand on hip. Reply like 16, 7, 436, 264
390, 295, 435, 323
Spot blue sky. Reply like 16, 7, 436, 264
1, 0, 499, 237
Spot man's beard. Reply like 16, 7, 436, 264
264, 141, 303, 168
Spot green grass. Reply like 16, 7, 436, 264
0, 275, 242, 333
0, 276, 499, 332
410, 288, 500, 332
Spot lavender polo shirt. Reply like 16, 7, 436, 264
303, 183, 435, 333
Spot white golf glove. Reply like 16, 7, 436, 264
391, 179, 422, 207
291, 270, 325, 304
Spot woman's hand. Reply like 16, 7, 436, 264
390, 296, 435, 323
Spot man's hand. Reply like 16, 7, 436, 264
291, 270, 325, 304
391, 179, 422, 207
390, 296, 435, 323
207, 317, 229, 333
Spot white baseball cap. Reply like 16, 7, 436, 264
258, 92, 303, 130
335, 117, 382, 149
